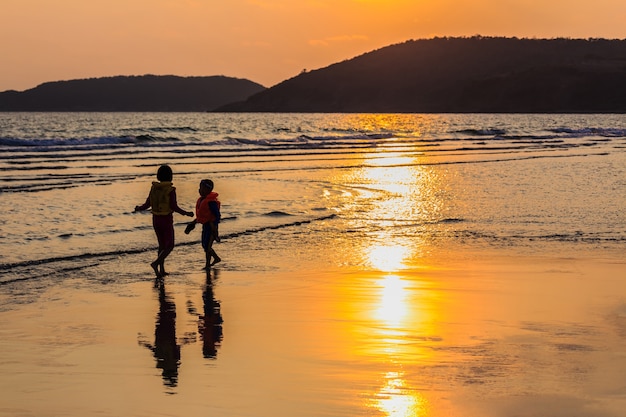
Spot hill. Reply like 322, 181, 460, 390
0, 75, 265, 112
217, 36, 626, 113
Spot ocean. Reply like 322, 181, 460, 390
1, 112, 624, 278
1, 112, 626, 417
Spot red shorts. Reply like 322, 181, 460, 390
152, 214, 174, 252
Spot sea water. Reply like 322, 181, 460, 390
0, 112, 625, 284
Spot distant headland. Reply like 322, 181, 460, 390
219, 36, 626, 113
0, 75, 266, 112
2, 36, 626, 113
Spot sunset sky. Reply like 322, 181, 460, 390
2, 0, 626, 92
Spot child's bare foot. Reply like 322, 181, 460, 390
150, 262, 162, 278
211, 256, 221, 266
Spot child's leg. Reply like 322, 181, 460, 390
202, 224, 211, 269
151, 260, 161, 278
152, 216, 174, 277
207, 234, 220, 265
210, 249, 221, 265
204, 249, 212, 269
158, 248, 173, 275
152, 246, 173, 277
151, 220, 164, 278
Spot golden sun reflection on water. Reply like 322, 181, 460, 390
375, 273, 408, 328
325, 141, 451, 416
350, 151, 444, 416
355, 152, 448, 242
367, 272, 435, 417
363, 241, 436, 417
374, 371, 430, 417
368, 244, 409, 272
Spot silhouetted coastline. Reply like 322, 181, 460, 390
0, 75, 265, 112
219, 36, 626, 113
1, 37, 625, 113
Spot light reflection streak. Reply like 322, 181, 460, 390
375, 273, 409, 328
359, 153, 446, 239
368, 245, 409, 272
374, 371, 430, 417
353, 148, 441, 416
329, 134, 446, 416
366, 243, 432, 416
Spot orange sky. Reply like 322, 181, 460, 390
1, 0, 626, 92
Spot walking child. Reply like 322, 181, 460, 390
185, 179, 221, 268
134, 165, 194, 278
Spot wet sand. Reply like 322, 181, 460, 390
1, 241, 625, 417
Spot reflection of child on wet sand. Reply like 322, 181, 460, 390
134, 165, 194, 278
185, 179, 221, 269
200, 269, 223, 359
138, 283, 181, 387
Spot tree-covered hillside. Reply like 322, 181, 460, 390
218, 37, 626, 113
0, 75, 266, 112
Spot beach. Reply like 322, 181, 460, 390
1, 244, 625, 416
1, 113, 625, 416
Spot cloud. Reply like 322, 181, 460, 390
308, 34, 369, 47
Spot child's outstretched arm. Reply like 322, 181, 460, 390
169, 189, 194, 217
134, 195, 151, 212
